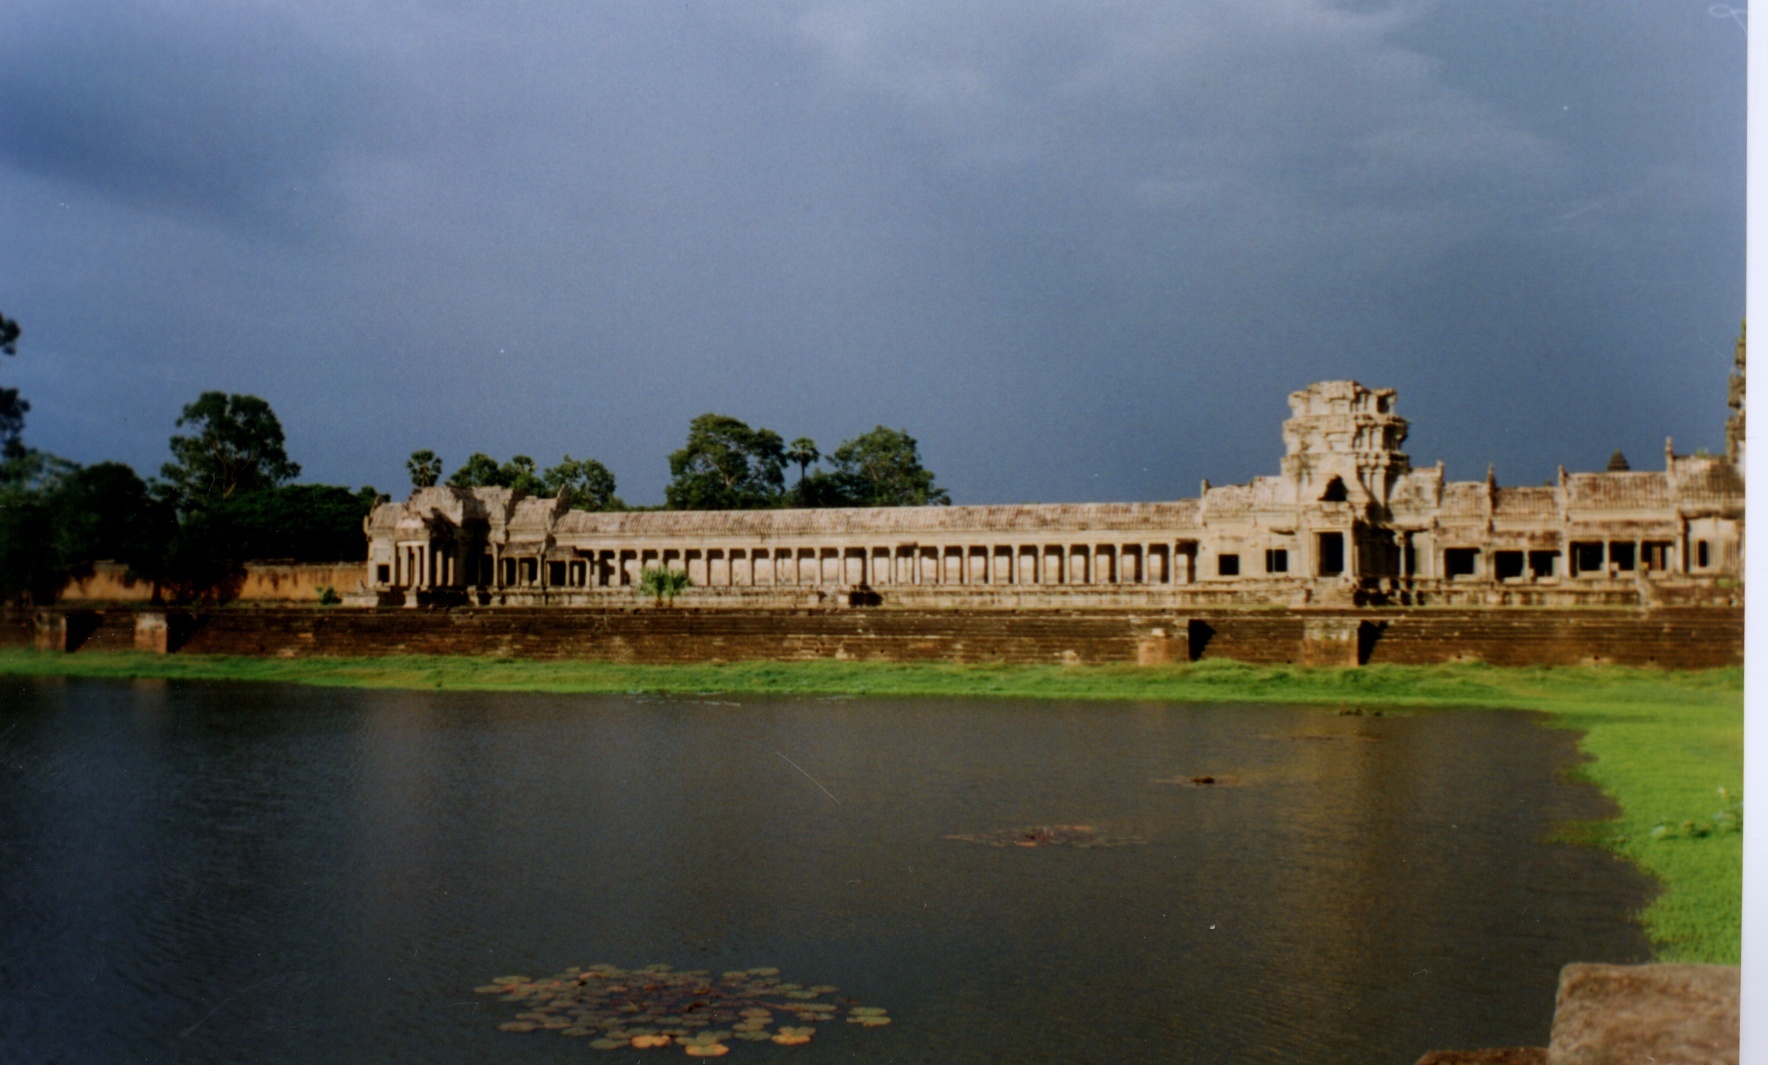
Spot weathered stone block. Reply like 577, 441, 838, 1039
134, 612, 170, 654
1134, 626, 1184, 664
1299, 617, 1360, 666
1548, 963, 1738, 1065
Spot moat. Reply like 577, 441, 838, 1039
0, 680, 1653, 1064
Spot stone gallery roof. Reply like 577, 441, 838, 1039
1563, 471, 1671, 511
550, 500, 1204, 539
1492, 486, 1559, 518
1437, 482, 1489, 517
1668, 456, 1746, 507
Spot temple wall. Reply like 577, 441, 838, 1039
58, 561, 368, 604
4, 606, 1743, 670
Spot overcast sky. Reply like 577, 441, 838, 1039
0, 1, 1745, 504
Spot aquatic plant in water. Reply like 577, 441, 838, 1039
942, 823, 1145, 847
476, 963, 890, 1054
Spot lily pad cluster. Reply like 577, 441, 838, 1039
943, 823, 1145, 848
475, 963, 891, 1054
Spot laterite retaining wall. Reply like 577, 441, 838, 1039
1, 606, 1743, 669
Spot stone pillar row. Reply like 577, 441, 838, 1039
462, 541, 1203, 591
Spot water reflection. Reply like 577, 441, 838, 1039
0, 678, 1651, 1064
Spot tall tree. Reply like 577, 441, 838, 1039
160, 392, 301, 503
786, 437, 820, 483
544, 455, 621, 511
0, 447, 69, 604
447, 452, 503, 488
665, 414, 787, 510
407, 449, 442, 489
1, 311, 26, 459
828, 426, 949, 506
446, 452, 546, 494
48, 462, 171, 582
500, 455, 546, 495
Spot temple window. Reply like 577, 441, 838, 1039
1444, 549, 1479, 578
1697, 541, 1710, 568
1570, 542, 1604, 576
1493, 551, 1524, 580
1528, 551, 1558, 578
1264, 548, 1288, 574
1217, 553, 1240, 577
1608, 542, 1636, 572
1317, 532, 1345, 576
376, 564, 390, 584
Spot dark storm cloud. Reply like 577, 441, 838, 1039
0, 0, 1743, 504
0, 1, 389, 229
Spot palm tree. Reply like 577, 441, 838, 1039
406, 450, 443, 489
638, 565, 691, 607
786, 437, 820, 483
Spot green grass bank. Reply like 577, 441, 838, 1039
0, 650, 1742, 963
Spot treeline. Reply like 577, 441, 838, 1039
0, 310, 949, 606
0, 391, 379, 605
406, 413, 947, 512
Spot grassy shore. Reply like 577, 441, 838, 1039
0, 650, 1742, 963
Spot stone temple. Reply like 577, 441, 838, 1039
362, 381, 1744, 610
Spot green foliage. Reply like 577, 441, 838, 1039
208, 484, 377, 562
786, 470, 851, 507
0, 310, 24, 458
160, 392, 301, 504
543, 455, 621, 511
447, 452, 502, 488
407, 449, 442, 489
48, 462, 175, 582
785, 437, 820, 482
446, 452, 548, 495
638, 565, 691, 605
129, 483, 375, 604
0, 473, 59, 604
1646, 788, 1742, 841
0, 455, 175, 605
826, 426, 948, 506
665, 414, 786, 510
316, 585, 342, 606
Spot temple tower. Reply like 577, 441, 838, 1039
1279, 380, 1410, 510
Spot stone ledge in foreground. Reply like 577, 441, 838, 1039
1413, 962, 1739, 1065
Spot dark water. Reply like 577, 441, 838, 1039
0, 677, 1652, 1065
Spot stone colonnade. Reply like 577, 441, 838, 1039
500, 540, 1203, 591
392, 541, 457, 590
